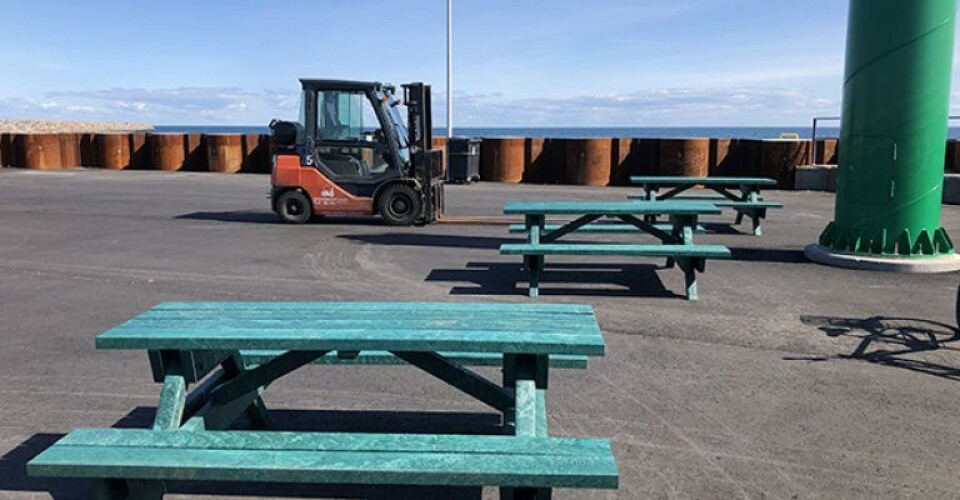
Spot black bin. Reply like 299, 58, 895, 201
447, 137, 482, 184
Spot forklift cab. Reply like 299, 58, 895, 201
300, 80, 409, 199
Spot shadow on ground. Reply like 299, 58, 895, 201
2, 408, 496, 499
797, 315, 960, 381
177, 211, 385, 226
428, 261, 678, 298
729, 247, 808, 263
341, 232, 517, 250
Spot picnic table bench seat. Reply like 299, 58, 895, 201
626, 194, 783, 209
508, 222, 706, 235
29, 429, 618, 498
628, 176, 781, 236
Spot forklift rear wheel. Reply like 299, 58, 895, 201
276, 190, 312, 224
379, 184, 422, 226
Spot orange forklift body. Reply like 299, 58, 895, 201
272, 154, 373, 216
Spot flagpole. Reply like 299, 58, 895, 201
446, 0, 453, 138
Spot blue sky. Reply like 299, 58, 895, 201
0, 0, 952, 126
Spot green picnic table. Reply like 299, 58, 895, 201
28, 302, 618, 499
500, 201, 731, 300
628, 176, 783, 236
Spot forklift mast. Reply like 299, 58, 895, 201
402, 83, 442, 223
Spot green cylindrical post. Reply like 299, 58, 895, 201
817, 0, 956, 259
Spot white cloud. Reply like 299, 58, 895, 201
435, 87, 839, 127
0, 85, 838, 127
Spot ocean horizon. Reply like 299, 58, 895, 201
154, 125, 850, 140
154, 125, 960, 140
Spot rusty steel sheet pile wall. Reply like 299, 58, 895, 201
241, 134, 271, 174
759, 139, 811, 189
480, 138, 525, 183
94, 133, 132, 170
130, 133, 150, 170
2, 132, 954, 190
659, 138, 710, 177
816, 139, 839, 165
206, 134, 243, 173
149, 134, 188, 171
58, 133, 81, 168
18, 134, 62, 170
564, 138, 613, 186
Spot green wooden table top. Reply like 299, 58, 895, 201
629, 176, 777, 186
503, 200, 721, 216
96, 302, 605, 356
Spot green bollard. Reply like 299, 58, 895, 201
808, 0, 960, 271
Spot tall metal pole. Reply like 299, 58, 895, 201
806, 0, 960, 272
446, 0, 453, 138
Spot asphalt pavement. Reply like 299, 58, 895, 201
0, 168, 958, 499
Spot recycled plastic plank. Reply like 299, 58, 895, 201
29, 429, 619, 489
239, 350, 589, 369
500, 243, 732, 258
507, 223, 707, 234
96, 302, 605, 356
629, 176, 777, 186
503, 201, 721, 216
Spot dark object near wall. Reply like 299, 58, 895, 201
447, 137, 481, 183
242, 134, 271, 174
816, 139, 839, 165
0, 133, 12, 167
185, 134, 208, 171
130, 133, 150, 169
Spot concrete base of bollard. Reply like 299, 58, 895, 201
804, 244, 960, 273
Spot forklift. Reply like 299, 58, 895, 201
268, 79, 444, 225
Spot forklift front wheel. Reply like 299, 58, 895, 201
276, 190, 313, 224
379, 184, 422, 226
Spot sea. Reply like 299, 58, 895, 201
149, 126, 960, 140
154, 126, 851, 140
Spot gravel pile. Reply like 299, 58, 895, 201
0, 120, 153, 134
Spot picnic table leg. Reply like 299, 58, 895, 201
502, 354, 550, 500
92, 478, 164, 500
644, 184, 660, 223
676, 258, 699, 301
222, 353, 273, 429
751, 210, 763, 236
526, 215, 545, 298
529, 256, 542, 298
